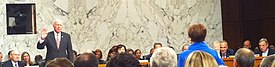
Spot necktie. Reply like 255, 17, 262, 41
56, 34, 60, 49
222, 53, 226, 58
14, 63, 18, 67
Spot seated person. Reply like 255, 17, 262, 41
150, 47, 177, 67
45, 58, 73, 67
143, 48, 154, 61
211, 40, 221, 58
181, 43, 189, 52
21, 52, 33, 66
107, 53, 141, 67
270, 44, 275, 50
93, 49, 106, 64
134, 49, 143, 60
220, 40, 235, 58
74, 53, 98, 67
184, 51, 218, 67
254, 38, 275, 56
143, 43, 162, 61
243, 39, 253, 50
2, 50, 25, 67
106, 45, 118, 62
127, 49, 134, 55
117, 44, 127, 53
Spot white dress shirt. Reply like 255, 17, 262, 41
262, 49, 269, 56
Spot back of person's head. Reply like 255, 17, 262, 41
45, 58, 73, 67
74, 53, 98, 67
150, 47, 177, 67
260, 55, 275, 67
234, 48, 255, 67
107, 53, 141, 67
184, 51, 218, 67
272, 60, 275, 67
188, 23, 207, 42
35, 55, 43, 63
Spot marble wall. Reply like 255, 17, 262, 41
0, 0, 223, 61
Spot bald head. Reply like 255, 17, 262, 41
234, 48, 255, 67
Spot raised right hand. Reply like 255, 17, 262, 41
41, 28, 48, 40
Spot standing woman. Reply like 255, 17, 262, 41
21, 52, 33, 66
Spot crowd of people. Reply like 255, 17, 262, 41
0, 20, 275, 67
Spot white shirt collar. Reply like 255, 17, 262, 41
54, 31, 61, 39
262, 49, 269, 56
11, 60, 18, 67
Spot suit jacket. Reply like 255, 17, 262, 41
220, 49, 235, 58
37, 31, 74, 62
254, 48, 275, 56
2, 60, 25, 67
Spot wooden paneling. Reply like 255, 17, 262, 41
222, 0, 275, 50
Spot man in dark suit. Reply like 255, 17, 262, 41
254, 38, 275, 56
243, 39, 254, 50
37, 19, 74, 62
2, 50, 25, 67
220, 40, 235, 58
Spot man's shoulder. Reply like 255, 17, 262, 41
227, 49, 235, 53
1, 60, 11, 66
61, 32, 70, 35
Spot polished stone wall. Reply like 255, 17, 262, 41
0, 0, 222, 61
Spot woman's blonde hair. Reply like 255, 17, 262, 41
184, 51, 218, 67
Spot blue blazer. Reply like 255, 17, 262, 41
37, 31, 74, 62
178, 42, 225, 67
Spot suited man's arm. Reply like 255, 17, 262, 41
37, 39, 47, 49
228, 49, 235, 55
37, 29, 48, 49
67, 35, 74, 62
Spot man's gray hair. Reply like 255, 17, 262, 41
260, 54, 275, 67
235, 48, 255, 67
150, 47, 177, 67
